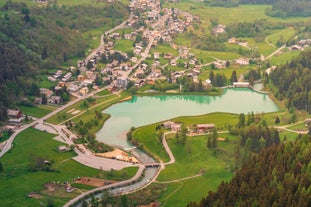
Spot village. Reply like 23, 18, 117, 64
5, 0, 309, 119
3, 0, 311, 151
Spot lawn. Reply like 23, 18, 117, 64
241, 38, 276, 57
46, 94, 119, 124
0, 128, 100, 207
19, 105, 56, 118
71, 92, 131, 134
287, 122, 308, 131
198, 66, 250, 82
133, 123, 170, 162
156, 133, 237, 206
192, 49, 241, 61
269, 50, 301, 66
279, 130, 299, 142
266, 27, 297, 46
37, 75, 57, 89
96, 89, 112, 96
114, 39, 134, 53
174, 33, 194, 48
163, 3, 308, 27
132, 113, 239, 163
151, 44, 179, 57
0, 128, 137, 207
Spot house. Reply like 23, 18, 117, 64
61, 72, 72, 82
7, 109, 24, 125
116, 77, 129, 89
7, 109, 23, 119
290, 45, 303, 51
228, 37, 237, 44
58, 145, 70, 152
124, 34, 132, 40
164, 53, 173, 60
79, 87, 89, 96
214, 61, 226, 69
212, 24, 226, 35
34, 97, 43, 104
68, 84, 80, 93
162, 121, 175, 129
233, 82, 250, 88
48, 96, 62, 105
77, 74, 85, 81
171, 123, 182, 132
196, 124, 215, 133
40, 88, 53, 98
235, 58, 249, 65
205, 79, 212, 85
154, 52, 160, 60
304, 118, 311, 126
131, 57, 138, 63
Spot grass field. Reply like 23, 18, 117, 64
155, 133, 237, 206
46, 93, 119, 124
96, 89, 112, 96
151, 44, 179, 57
71, 92, 131, 134
133, 123, 171, 162
19, 105, 56, 118
114, 39, 134, 53
0, 128, 137, 207
241, 38, 276, 57
191, 49, 241, 63
163, 3, 308, 27
266, 28, 297, 46
269, 50, 301, 66
37, 75, 57, 89
0, 128, 100, 207
198, 66, 251, 81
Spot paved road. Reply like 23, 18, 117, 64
162, 132, 176, 166
63, 164, 146, 207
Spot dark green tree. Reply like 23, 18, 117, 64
230, 70, 238, 83
237, 113, 245, 128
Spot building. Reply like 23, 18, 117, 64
233, 82, 250, 88
162, 121, 175, 129
7, 109, 22, 119
116, 77, 129, 89
196, 124, 215, 133
7, 109, 24, 125
48, 96, 62, 105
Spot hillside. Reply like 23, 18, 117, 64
187, 134, 311, 207
266, 49, 311, 114
0, 1, 129, 121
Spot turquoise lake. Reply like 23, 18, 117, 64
96, 88, 279, 148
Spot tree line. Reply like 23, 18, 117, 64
266, 49, 311, 114
187, 134, 311, 207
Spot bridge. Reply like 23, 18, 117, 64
144, 163, 161, 168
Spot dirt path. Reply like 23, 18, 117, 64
155, 172, 203, 184
162, 132, 176, 166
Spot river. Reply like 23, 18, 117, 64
96, 88, 279, 148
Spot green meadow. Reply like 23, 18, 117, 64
157, 134, 237, 206
19, 105, 56, 118
0, 128, 137, 207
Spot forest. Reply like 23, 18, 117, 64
266, 49, 311, 113
0, 1, 129, 121
187, 135, 311, 207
